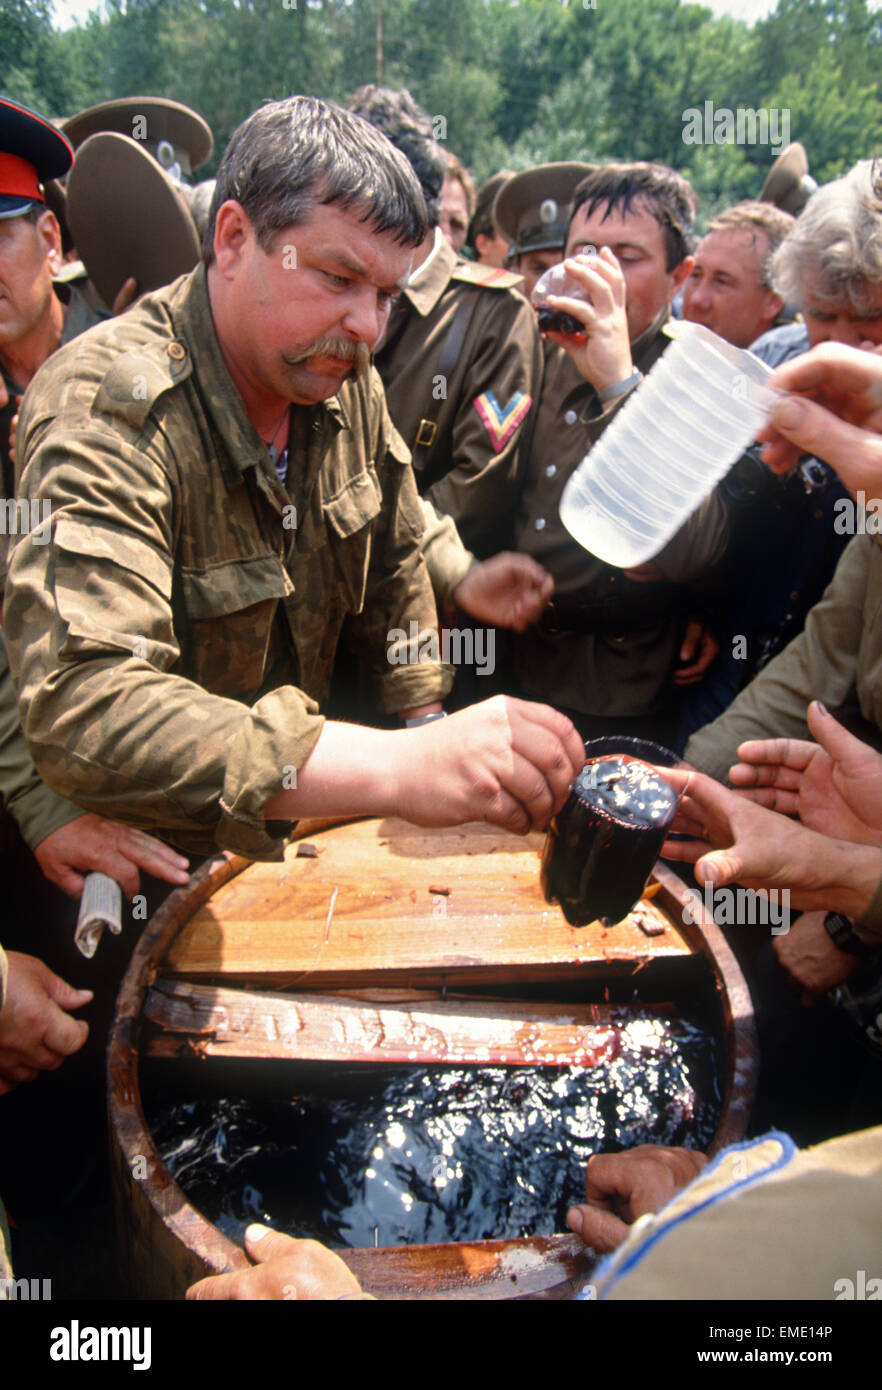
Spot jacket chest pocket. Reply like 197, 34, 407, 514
323, 467, 382, 613
178, 553, 294, 699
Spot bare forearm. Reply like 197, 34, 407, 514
798, 839, 882, 920
263, 721, 401, 821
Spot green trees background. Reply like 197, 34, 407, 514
3, 0, 881, 224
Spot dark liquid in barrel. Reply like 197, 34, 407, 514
536, 306, 587, 337
146, 1011, 718, 1250
541, 755, 678, 926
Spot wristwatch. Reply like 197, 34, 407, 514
823, 912, 873, 957
404, 711, 448, 728
597, 369, 642, 404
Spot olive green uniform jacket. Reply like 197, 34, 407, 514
686, 533, 882, 781
5, 266, 448, 861
0, 282, 106, 850
375, 230, 542, 560
511, 313, 729, 721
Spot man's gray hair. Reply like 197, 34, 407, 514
204, 95, 428, 263
771, 160, 882, 312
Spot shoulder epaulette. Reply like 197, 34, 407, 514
93, 338, 193, 430
452, 261, 524, 291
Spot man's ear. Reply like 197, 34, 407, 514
670, 254, 694, 294
35, 209, 62, 274
213, 200, 252, 277
760, 289, 785, 331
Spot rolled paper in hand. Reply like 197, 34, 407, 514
75, 871, 123, 958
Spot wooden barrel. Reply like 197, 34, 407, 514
108, 816, 757, 1300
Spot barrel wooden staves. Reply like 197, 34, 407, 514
108, 816, 757, 1300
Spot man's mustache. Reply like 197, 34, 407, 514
285, 337, 371, 374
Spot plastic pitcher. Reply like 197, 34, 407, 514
559, 321, 777, 568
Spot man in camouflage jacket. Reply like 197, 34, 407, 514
4, 98, 583, 862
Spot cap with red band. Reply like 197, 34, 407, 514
0, 95, 74, 220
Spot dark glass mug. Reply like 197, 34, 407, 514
541, 736, 682, 927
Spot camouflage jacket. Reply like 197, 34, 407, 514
5, 266, 448, 860
0, 280, 108, 850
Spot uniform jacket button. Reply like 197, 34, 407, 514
167, 342, 187, 360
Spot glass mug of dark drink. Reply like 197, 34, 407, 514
541, 736, 682, 927
531, 247, 597, 338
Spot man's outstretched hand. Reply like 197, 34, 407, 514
660, 765, 882, 919
453, 553, 554, 633
33, 814, 190, 899
186, 1226, 364, 1300
729, 700, 882, 844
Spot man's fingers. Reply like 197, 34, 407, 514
46, 970, 93, 1012
0, 1062, 39, 1087
768, 340, 882, 399
41, 1001, 89, 1057
509, 700, 585, 780
118, 827, 190, 884
694, 847, 746, 888
88, 849, 140, 899
767, 393, 882, 486
679, 618, 699, 663
48, 864, 87, 898
481, 784, 532, 836
734, 736, 814, 771
244, 1225, 300, 1264
729, 760, 803, 792
731, 785, 799, 814
186, 1271, 239, 1301
806, 699, 877, 771
567, 1202, 631, 1253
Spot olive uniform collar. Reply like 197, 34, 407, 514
399, 230, 458, 317
631, 304, 671, 360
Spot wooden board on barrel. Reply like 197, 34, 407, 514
108, 817, 757, 1300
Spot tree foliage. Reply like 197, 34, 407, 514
5, 0, 880, 222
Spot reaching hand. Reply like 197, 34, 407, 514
673, 617, 719, 686
729, 701, 882, 844
0, 952, 92, 1094
567, 1145, 707, 1252
660, 766, 882, 919
33, 814, 190, 899
757, 341, 882, 487
186, 1226, 364, 1300
453, 553, 553, 632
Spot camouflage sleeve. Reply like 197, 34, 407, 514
419, 498, 475, 611
0, 628, 85, 849
425, 292, 541, 557
685, 534, 869, 781
349, 398, 453, 712
5, 416, 323, 861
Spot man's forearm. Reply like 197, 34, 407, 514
263, 720, 402, 821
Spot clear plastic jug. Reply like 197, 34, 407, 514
559, 321, 777, 568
